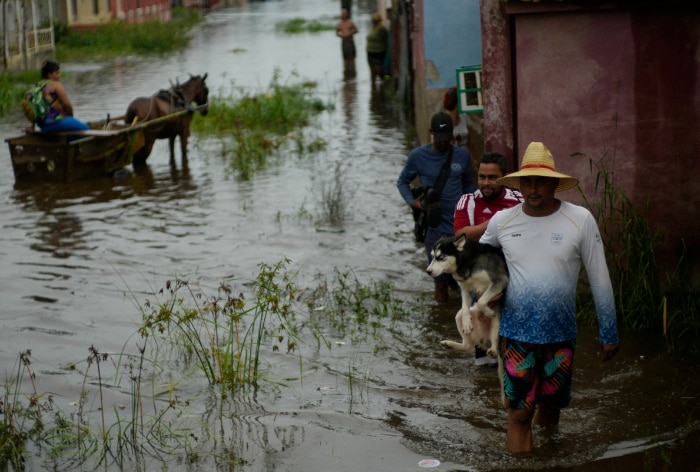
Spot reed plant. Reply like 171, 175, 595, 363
0, 345, 196, 469
138, 259, 304, 390
0, 259, 418, 468
318, 161, 348, 228
275, 17, 336, 34
191, 69, 331, 179
577, 152, 699, 356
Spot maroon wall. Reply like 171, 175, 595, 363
482, 2, 700, 283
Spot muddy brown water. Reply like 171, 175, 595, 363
1, 1, 698, 470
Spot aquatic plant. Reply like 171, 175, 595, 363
138, 259, 304, 390
304, 267, 417, 348
0, 259, 417, 468
190, 69, 332, 179
317, 161, 348, 228
275, 17, 336, 34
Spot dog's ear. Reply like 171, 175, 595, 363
454, 234, 467, 252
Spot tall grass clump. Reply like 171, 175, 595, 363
317, 161, 348, 228
0, 73, 19, 115
577, 152, 660, 330
56, 8, 203, 59
275, 17, 336, 33
0, 347, 197, 470
577, 152, 700, 356
138, 259, 304, 390
191, 69, 331, 179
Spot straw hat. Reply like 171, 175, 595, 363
497, 142, 579, 192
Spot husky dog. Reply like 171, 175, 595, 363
426, 234, 508, 358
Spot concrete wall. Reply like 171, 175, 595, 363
481, 1, 700, 282
412, 0, 482, 145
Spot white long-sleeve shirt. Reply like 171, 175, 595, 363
480, 201, 619, 344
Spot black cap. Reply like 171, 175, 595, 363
430, 112, 453, 142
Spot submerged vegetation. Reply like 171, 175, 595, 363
275, 17, 336, 34
0, 260, 418, 469
191, 69, 332, 180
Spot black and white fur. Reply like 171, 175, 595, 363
426, 234, 508, 358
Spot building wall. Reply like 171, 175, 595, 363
412, 0, 482, 144
482, 1, 700, 283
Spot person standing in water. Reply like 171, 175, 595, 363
336, 8, 358, 79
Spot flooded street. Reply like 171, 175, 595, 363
1, 0, 698, 470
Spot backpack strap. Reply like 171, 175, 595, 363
38, 79, 56, 106
432, 145, 454, 199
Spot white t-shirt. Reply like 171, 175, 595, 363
480, 201, 618, 344
453, 114, 468, 150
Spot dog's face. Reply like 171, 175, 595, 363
426, 238, 460, 277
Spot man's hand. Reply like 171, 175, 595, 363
410, 194, 425, 211
598, 343, 620, 362
487, 292, 503, 308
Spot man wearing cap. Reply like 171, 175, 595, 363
480, 142, 620, 454
397, 112, 476, 302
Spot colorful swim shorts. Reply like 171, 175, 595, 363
500, 337, 576, 410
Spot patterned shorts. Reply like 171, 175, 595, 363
500, 337, 575, 410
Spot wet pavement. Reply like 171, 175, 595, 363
0, 0, 698, 470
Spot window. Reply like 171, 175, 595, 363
456, 65, 483, 114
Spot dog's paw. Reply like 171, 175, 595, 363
474, 303, 496, 318
441, 341, 471, 352
441, 340, 465, 351
461, 321, 474, 335
486, 348, 498, 358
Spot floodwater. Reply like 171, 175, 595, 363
1, 0, 698, 470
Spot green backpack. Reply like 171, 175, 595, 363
21, 79, 55, 123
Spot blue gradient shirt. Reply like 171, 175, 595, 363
480, 202, 619, 345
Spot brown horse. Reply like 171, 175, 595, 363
126, 73, 209, 165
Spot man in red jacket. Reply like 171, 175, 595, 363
453, 152, 522, 366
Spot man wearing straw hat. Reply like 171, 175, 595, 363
480, 142, 620, 454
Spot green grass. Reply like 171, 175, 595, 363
576, 151, 700, 357
191, 69, 332, 179
275, 17, 336, 34
56, 8, 203, 60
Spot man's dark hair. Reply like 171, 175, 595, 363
480, 152, 508, 176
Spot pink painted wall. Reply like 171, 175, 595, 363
482, 2, 700, 282
514, 10, 700, 279
480, 0, 514, 166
